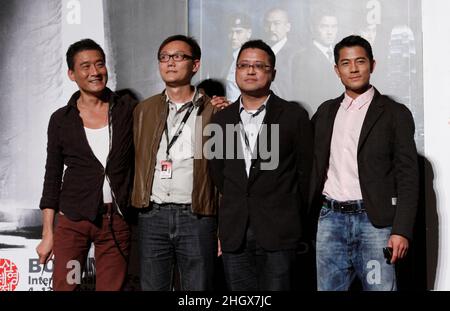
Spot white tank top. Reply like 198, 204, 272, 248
84, 125, 112, 204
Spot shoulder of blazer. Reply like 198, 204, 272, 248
211, 100, 240, 124
196, 92, 215, 116
371, 88, 414, 119
266, 92, 285, 107
312, 93, 344, 121
268, 92, 309, 118
134, 92, 166, 114
373, 88, 411, 113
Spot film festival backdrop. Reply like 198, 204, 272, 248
0, 0, 448, 291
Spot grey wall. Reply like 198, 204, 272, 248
0, 0, 62, 221
103, 0, 188, 100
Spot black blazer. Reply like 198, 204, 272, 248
309, 88, 419, 240
270, 39, 299, 101
292, 42, 342, 116
209, 92, 313, 252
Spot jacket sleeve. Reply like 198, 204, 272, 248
39, 112, 64, 210
391, 104, 419, 240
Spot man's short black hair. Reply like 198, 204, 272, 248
197, 79, 225, 97
237, 39, 276, 68
158, 35, 201, 61
334, 35, 374, 64
66, 39, 105, 71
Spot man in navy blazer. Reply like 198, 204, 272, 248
209, 39, 312, 290
309, 35, 419, 291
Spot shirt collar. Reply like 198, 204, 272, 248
313, 40, 332, 56
341, 86, 375, 110
239, 94, 271, 114
164, 86, 202, 108
271, 37, 288, 55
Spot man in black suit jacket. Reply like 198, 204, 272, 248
263, 7, 299, 101
209, 39, 312, 291
309, 35, 419, 291
293, 12, 342, 116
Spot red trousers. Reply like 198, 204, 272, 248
52, 208, 130, 291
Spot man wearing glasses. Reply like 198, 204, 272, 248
209, 40, 313, 290
132, 35, 218, 291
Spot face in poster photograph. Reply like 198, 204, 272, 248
189, 0, 422, 149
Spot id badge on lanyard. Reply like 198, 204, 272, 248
161, 102, 194, 179
160, 159, 173, 179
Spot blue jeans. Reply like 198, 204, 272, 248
138, 203, 217, 291
222, 228, 297, 291
316, 205, 396, 291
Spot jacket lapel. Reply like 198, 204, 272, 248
357, 89, 385, 152
247, 93, 283, 184
151, 91, 169, 155
227, 99, 249, 181
229, 98, 242, 125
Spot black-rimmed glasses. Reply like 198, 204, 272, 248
236, 62, 272, 72
158, 53, 194, 62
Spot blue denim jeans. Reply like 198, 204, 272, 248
222, 228, 297, 291
138, 203, 217, 291
316, 205, 396, 291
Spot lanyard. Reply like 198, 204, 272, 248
239, 105, 266, 153
164, 102, 195, 159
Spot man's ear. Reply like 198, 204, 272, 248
272, 68, 276, 82
334, 64, 341, 79
192, 59, 201, 74
68, 69, 75, 81
370, 59, 376, 73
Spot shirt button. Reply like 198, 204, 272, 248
167, 193, 170, 196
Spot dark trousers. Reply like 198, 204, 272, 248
138, 203, 217, 291
222, 228, 297, 291
53, 208, 130, 291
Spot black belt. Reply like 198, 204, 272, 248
322, 196, 365, 213
153, 203, 191, 210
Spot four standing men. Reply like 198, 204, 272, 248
38, 33, 418, 291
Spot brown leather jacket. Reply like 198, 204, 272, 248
131, 91, 218, 216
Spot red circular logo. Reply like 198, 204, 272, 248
0, 259, 19, 291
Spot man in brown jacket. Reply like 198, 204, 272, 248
132, 35, 219, 291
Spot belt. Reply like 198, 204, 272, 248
322, 196, 365, 213
153, 203, 191, 210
